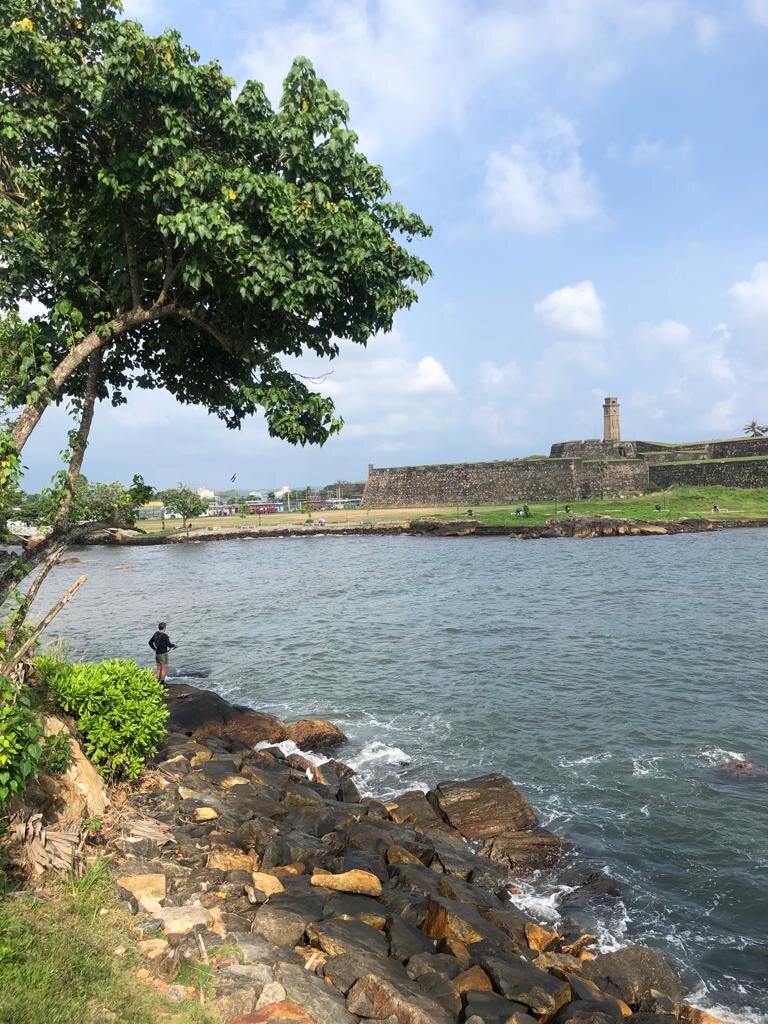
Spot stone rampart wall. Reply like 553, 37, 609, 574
574, 461, 649, 497
550, 440, 638, 459
649, 459, 768, 490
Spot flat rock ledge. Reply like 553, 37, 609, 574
106, 683, 712, 1024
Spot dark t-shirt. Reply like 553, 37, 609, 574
149, 631, 175, 654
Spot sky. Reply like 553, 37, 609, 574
21, 0, 768, 492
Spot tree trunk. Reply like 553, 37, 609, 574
53, 349, 102, 531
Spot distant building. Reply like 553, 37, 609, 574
138, 501, 165, 520
196, 487, 216, 501
247, 490, 264, 500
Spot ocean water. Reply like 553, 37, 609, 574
35, 530, 768, 1021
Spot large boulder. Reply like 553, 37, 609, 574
480, 828, 569, 875
164, 683, 287, 745
284, 718, 347, 753
346, 972, 454, 1024
429, 775, 538, 838
481, 956, 572, 1020
581, 947, 687, 1007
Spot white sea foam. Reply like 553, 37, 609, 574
345, 740, 412, 770
253, 738, 328, 768
559, 752, 614, 768
696, 747, 746, 767
506, 882, 574, 924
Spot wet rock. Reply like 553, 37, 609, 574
284, 718, 348, 753
346, 973, 454, 1024
417, 970, 462, 1017
323, 892, 388, 930
480, 828, 569, 875
339, 777, 363, 803
581, 948, 686, 1007
675, 1007, 732, 1024
429, 774, 538, 838
469, 859, 512, 892
164, 683, 287, 743
525, 921, 559, 952
273, 960, 357, 1024
310, 869, 383, 896
436, 873, 503, 910
424, 896, 512, 948
559, 874, 621, 910
251, 906, 310, 948
387, 916, 435, 961
481, 956, 572, 1019
306, 917, 389, 958
388, 791, 462, 839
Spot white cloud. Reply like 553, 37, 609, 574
745, 0, 768, 27
405, 356, 456, 396
631, 137, 693, 167
693, 15, 721, 49
636, 319, 694, 346
727, 261, 768, 322
120, 0, 162, 21
483, 115, 602, 234
534, 281, 606, 336
18, 299, 47, 320
240, 1, 690, 153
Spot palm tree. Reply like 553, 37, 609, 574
743, 420, 766, 437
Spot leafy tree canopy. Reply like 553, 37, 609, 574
0, 1, 431, 453
38, 473, 154, 527
159, 484, 207, 525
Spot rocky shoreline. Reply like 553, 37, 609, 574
97, 680, 725, 1024
84, 514, 768, 547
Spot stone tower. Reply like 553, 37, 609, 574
603, 396, 621, 442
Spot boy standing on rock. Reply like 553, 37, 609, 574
148, 621, 177, 682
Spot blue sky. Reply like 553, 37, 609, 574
23, 0, 768, 491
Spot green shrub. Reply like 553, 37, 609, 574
35, 658, 169, 779
40, 730, 73, 776
0, 678, 43, 807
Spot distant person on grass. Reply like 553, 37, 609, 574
149, 621, 177, 682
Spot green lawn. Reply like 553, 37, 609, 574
0, 862, 217, 1024
414, 486, 768, 527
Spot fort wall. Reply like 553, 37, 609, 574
648, 458, 768, 490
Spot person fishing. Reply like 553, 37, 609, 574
148, 621, 177, 682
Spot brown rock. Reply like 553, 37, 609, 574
270, 863, 307, 877
423, 897, 491, 945
429, 774, 538, 838
116, 872, 166, 912
346, 973, 453, 1024
293, 946, 329, 973
165, 683, 287, 743
525, 921, 559, 952
388, 791, 462, 839
452, 965, 494, 996
581, 946, 686, 1006
194, 806, 219, 821
39, 714, 109, 819
481, 956, 571, 1020
677, 1005, 731, 1024
534, 952, 583, 973
228, 1001, 319, 1024
194, 709, 287, 746
208, 847, 256, 873
387, 845, 424, 866
562, 934, 598, 956
310, 869, 382, 896
284, 719, 347, 753
552, 972, 632, 1017
480, 828, 569, 875
251, 871, 285, 897
158, 905, 213, 935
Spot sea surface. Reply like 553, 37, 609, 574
34, 530, 768, 1021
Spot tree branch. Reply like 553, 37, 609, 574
172, 305, 237, 352
2, 575, 87, 675
9, 305, 174, 455
155, 247, 190, 307
3, 544, 67, 653
120, 204, 142, 309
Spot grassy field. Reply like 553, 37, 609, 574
413, 485, 768, 527
0, 861, 216, 1024
138, 486, 768, 536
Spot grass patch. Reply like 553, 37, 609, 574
413, 486, 768, 528
0, 863, 216, 1024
